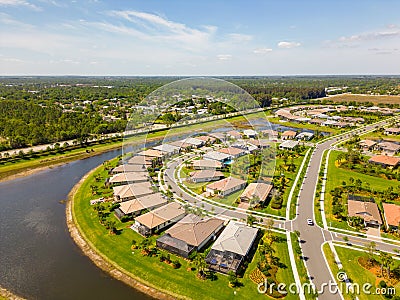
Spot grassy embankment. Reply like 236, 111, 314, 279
71, 156, 297, 300
0, 111, 269, 181
327, 94, 400, 105
323, 243, 400, 300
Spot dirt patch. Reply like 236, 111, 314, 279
66, 167, 179, 300
327, 94, 400, 104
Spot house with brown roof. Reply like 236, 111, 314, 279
377, 141, 400, 156
195, 135, 216, 144
247, 139, 270, 149
126, 155, 153, 167
156, 214, 225, 258
132, 202, 186, 236
382, 203, 400, 230
113, 182, 154, 202
218, 147, 246, 159
188, 170, 224, 183
240, 182, 273, 207
347, 197, 382, 228
281, 130, 297, 140
227, 130, 242, 139
369, 155, 400, 168
359, 139, 377, 151
110, 164, 147, 174
107, 172, 149, 186
206, 177, 247, 197
137, 149, 165, 159
385, 128, 400, 135
114, 193, 168, 220
192, 159, 223, 170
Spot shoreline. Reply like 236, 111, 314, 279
65, 166, 177, 300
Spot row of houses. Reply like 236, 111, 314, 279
359, 139, 400, 156
347, 195, 400, 231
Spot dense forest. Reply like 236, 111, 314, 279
0, 75, 399, 151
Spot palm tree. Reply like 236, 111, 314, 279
194, 253, 207, 278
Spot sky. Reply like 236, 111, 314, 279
0, 0, 400, 76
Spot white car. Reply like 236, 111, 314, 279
307, 219, 314, 226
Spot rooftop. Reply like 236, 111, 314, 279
164, 214, 225, 247
369, 155, 400, 167
347, 199, 382, 225
240, 182, 273, 202
383, 203, 400, 227
211, 221, 258, 256
218, 147, 246, 156
189, 170, 224, 180
192, 159, 223, 169
135, 202, 186, 229
119, 193, 167, 214
113, 182, 153, 199
207, 176, 246, 192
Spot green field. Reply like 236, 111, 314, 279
324, 150, 400, 231
323, 243, 400, 300
71, 157, 296, 300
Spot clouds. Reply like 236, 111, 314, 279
253, 48, 272, 54
0, 0, 40, 10
217, 54, 232, 61
277, 41, 301, 49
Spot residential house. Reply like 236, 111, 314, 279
152, 144, 180, 156
347, 197, 382, 229
110, 164, 147, 174
368, 155, 400, 168
240, 182, 273, 207
114, 193, 167, 220
247, 139, 270, 149
208, 132, 226, 142
359, 140, 377, 151
113, 182, 154, 202
203, 151, 232, 163
195, 135, 217, 144
382, 203, 400, 230
281, 130, 297, 140
218, 147, 246, 159
156, 214, 225, 258
132, 202, 186, 236
296, 132, 314, 141
188, 170, 224, 183
107, 172, 149, 186
126, 155, 153, 168
243, 129, 257, 138
169, 139, 193, 151
206, 221, 258, 274
184, 137, 204, 148
261, 130, 279, 140
192, 159, 223, 170
376, 141, 400, 156
279, 140, 299, 150
385, 128, 400, 135
227, 130, 242, 139
206, 177, 247, 197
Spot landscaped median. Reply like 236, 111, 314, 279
67, 157, 298, 300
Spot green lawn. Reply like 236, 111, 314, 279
72, 157, 297, 300
324, 150, 400, 231
268, 117, 340, 135
324, 243, 400, 300
361, 130, 400, 143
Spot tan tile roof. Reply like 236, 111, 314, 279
378, 141, 400, 152
165, 214, 224, 247
126, 156, 153, 166
137, 149, 165, 158
189, 170, 224, 180
282, 130, 297, 137
109, 172, 148, 183
359, 139, 377, 148
192, 159, 222, 169
195, 135, 216, 143
347, 200, 382, 224
218, 147, 246, 156
135, 202, 186, 229
383, 203, 400, 227
119, 193, 167, 214
112, 164, 147, 173
240, 182, 272, 202
369, 155, 400, 167
206, 176, 246, 192
113, 182, 153, 199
